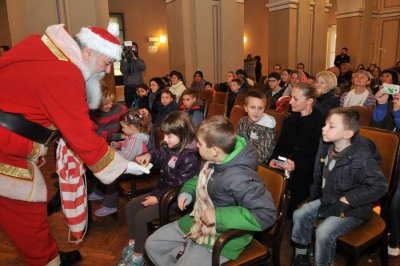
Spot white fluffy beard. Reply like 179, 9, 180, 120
85, 55, 105, 110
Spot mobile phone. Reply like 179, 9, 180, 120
382, 83, 400, 95
273, 156, 288, 166
124, 40, 133, 47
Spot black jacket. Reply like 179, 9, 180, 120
315, 89, 340, 118
310, 136, 388, 220
270, 109, 325, 213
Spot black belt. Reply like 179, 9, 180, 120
0, 110, 60, 146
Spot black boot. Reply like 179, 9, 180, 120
59, 250, 82, 266
47, 189, 61, 216
291, 254, 311, 266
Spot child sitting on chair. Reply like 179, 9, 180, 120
237, 90, 276, 165
181, 88, 204, 128
90, 110, 150, 217
145, 115, 276, 266
291, 107, 388, 266
119, 111, 199, 266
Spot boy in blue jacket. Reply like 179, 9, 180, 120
146, 115, 276, 265
291, 107, 388, 266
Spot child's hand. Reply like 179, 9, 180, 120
200, 209, 216, 226
139, 108, 149, 116
110, 141, 118, 148
136, 153, 151, 165
121, 134, 129, 140
178, 196, 188, 211
141, 196, 158, 207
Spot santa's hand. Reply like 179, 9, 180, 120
125, 161, 150, 175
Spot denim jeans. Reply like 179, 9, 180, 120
291, 199, 363, 266
389, 184, 400, 248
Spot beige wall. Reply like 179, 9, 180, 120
244, 0, 269, 76
336, 0, 400, 70
0, 0, 11, 46
109, 0, 170, 82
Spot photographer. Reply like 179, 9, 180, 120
121, 41, 146, 108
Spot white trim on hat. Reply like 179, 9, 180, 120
76, 27, 122, 61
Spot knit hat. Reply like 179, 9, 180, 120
76, 22, 122, 61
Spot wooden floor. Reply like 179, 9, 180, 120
1, 146, 400, 265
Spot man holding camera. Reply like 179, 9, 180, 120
120, 41, 146, 108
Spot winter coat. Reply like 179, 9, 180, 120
372, 101, 400, 133
315, 89, 340, 118
178, 136, 276, 260
150, 141, 199, 201
181, 101, 204, 128
153, 101, 180, 128
237, 114, 276, 164
270, 109, 325, 214
309, 136, 388, 221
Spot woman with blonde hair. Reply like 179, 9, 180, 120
269, 82, 324, 216
315, 71, 340, 117
340, 70, 376, 108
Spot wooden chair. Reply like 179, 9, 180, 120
212, 165, 289, 266
336, 127, 400, 266
229, 105, 246, 130
199, 89, 213, 104
213, 91, 228, 105
265, 110, 288, 144
265, 97, 271, 110
233, 93, 246, 107
199, 90, 213, 118
207, 102, 227, 118
348, 106, 373, 126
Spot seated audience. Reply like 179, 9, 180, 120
120, 111, 199, 266
227, 78, 246, 117
340, 70, 376, 108
181, 88, 204, 128
218, 71, 235, 92
237, 91, 276, 165
190, 70, 206, 91
291, 108, 387, 266
169, 70, 186, 102
265, 72, 284, 110
269, 82, 324, 216
145, 116, 276, 266
315, 71, 340, 117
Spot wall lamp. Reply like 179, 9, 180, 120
148, 35, 167, 44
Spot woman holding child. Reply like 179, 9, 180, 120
269, 82, 325, 216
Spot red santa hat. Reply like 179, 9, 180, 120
76, 22, 122, 61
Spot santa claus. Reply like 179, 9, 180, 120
0, 23, 148, 265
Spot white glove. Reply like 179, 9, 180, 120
125, 162, 151, 175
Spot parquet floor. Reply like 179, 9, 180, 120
1, 145, 399, 265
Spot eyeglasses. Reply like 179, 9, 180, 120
268, 79, 278, 82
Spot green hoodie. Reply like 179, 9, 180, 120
178, 136, 275, 260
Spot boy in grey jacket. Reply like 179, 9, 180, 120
291, 108, 388, 266
145, 116, 276, 266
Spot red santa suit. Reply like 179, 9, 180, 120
0, 25, 127, 265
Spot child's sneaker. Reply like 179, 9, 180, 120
291, 254, 311, 266
94, 206, 117, 217
88, 192, 104, 201
120, 244, 135, 263
125, 255, 144, 266
388, 246, 400, 256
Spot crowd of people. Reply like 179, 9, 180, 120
1, 22, 400, 266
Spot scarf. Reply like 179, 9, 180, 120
343, 89, 369, 107
185, 161, 216, 245
56, 138, 88, 243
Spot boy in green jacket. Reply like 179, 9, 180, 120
145, 115, 276, 266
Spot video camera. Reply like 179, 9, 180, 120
123, 41, 138, 60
